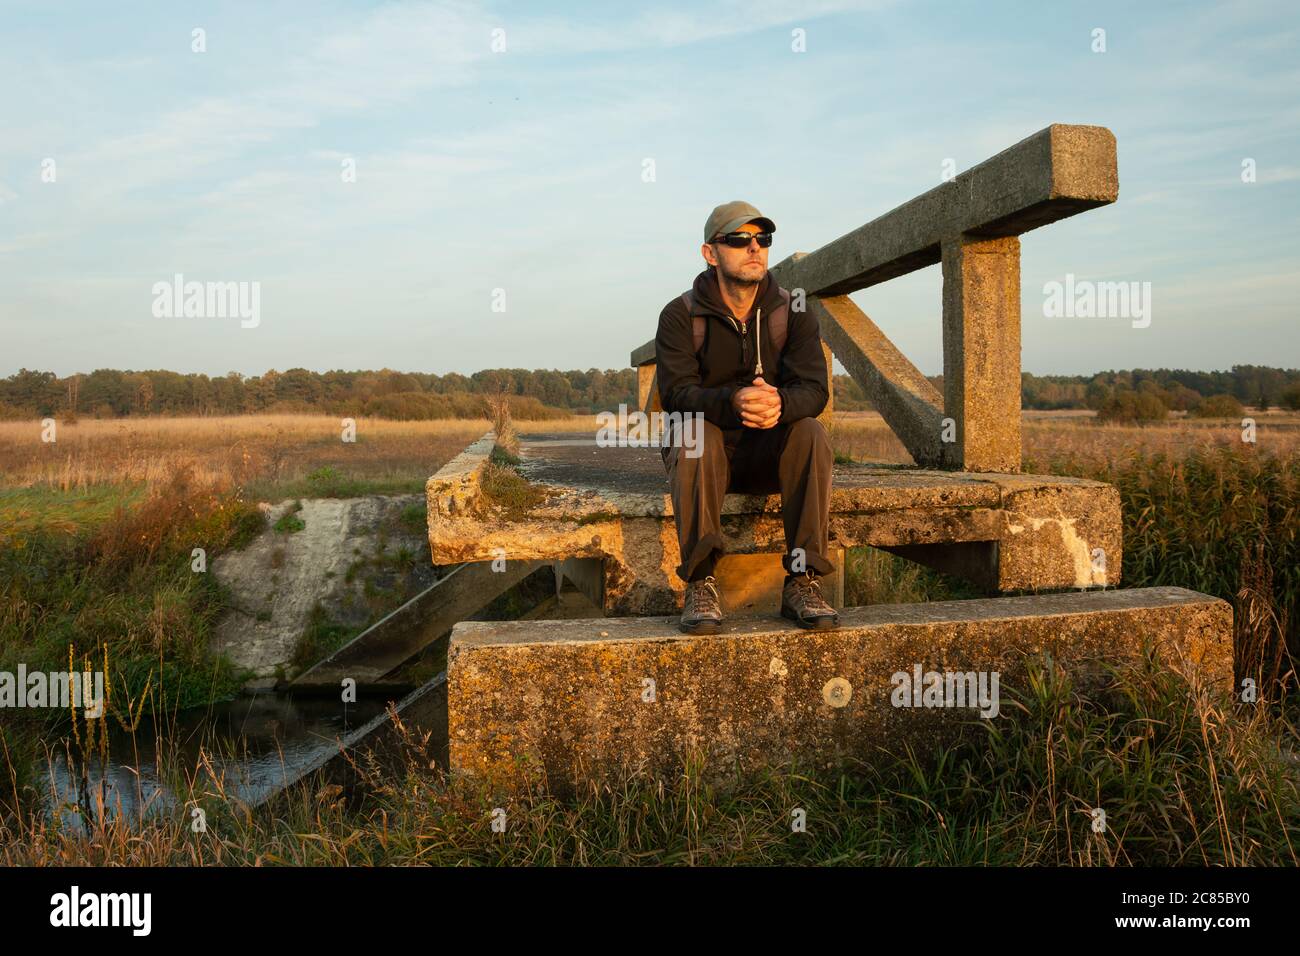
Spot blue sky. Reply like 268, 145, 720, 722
1, 0, 1297, 378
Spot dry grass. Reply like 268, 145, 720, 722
1023, 410, 1300, 469
0, 413, 596, 494
828, 409, 1300, 469
7, 409, 1293, 496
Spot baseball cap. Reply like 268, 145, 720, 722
703, 200, 776, 242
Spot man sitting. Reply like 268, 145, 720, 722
655, 200, 839, 635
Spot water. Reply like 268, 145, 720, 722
38, 691, 393, 826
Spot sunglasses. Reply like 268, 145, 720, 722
712, 231, 773, 249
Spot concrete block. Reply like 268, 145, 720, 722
447, 587, 1231, 792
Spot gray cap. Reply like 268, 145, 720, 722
703, 200, 776, 242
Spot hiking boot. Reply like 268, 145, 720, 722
781, 573, 840, 630
680, 575, 723, 634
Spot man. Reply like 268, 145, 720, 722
655, 200, 839, 635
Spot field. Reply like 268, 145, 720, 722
4, 408, 1297, 495
1, 409, 1297, 865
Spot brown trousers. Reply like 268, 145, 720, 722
661, 417, 835, 583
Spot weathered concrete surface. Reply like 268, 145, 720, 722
941, 235, 1022, 472
427, 431, 1120, 615
211, 494, 434, 683
447, 587, 1230, 792
811, 293, 947, 467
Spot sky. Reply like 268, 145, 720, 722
1, 0, 1297, 379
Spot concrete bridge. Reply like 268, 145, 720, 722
293, 124, 1233, 795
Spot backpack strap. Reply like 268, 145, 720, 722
767, 287, 791, 354
680, 291, 707, 354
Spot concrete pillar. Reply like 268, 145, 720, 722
940, 235, 1021, 473
637, 364, 657, 412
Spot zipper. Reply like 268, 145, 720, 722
725, 304, 763, 381
722, 304, 759, 382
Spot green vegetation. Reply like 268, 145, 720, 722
290, 603, 363, 671
273, 500, 305, 534
479, 458, 553, 517
0, 469, 263, 761
0, 485, 147, 539
399, 503, 426, 534
0, 366, 629, 420
844, 546, 982, 606
242, 466, 425, 503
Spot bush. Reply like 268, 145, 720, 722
1096, 388, 1167, 423
1190, 393, 1245, 418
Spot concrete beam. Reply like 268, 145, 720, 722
769, 124, 1117, 298
553, 557, 605, 608
289, 559, 546, 689
631, 340, 656, 368
811, 294, 947, 467
447, 586, 1230, 792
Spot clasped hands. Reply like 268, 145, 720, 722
732, 376, 781, 429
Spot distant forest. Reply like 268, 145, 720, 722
2, 365, 1298, 421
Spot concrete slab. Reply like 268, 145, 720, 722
427, 431, 1121, 614
446, 587, 1231, 792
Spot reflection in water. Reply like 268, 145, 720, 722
40, 692, 392, 826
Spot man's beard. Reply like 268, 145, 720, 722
717, 259, 763, 287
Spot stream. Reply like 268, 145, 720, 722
37, 691, 393, 826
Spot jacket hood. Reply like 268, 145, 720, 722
690, 266, 783, 322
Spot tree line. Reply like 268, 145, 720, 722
1, 365, 1297, 421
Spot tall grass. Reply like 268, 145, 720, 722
0, 466, 266, 810
2, 648, 1295, 865
1028, 444, 1299, 700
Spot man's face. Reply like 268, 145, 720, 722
702, 221, 768, 285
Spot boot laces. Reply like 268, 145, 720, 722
688, 575, 720, 613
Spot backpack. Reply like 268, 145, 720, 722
680, 287, 792, 357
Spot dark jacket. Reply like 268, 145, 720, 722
655, 267, 828, 442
